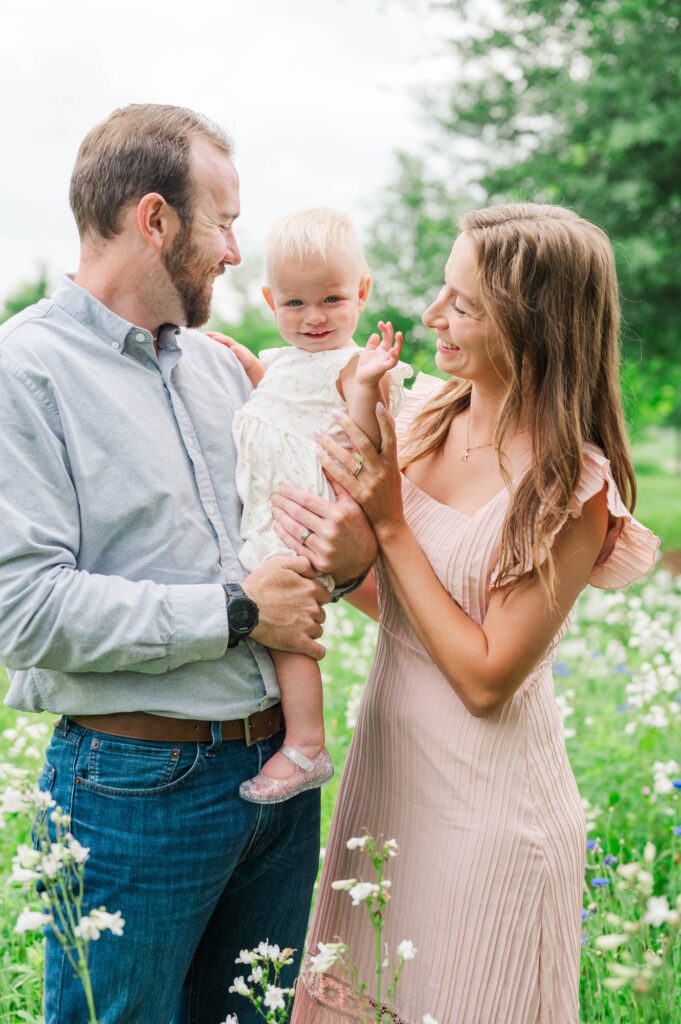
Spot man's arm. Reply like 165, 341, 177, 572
0, 365, 326, 674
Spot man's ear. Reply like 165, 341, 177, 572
136, 193, 176, 251
358, 275, 372, 311
262, 286, 277, 313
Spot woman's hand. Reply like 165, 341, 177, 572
270, 475, 378, 584
205, 332, 264, 387
315, 405, 406, 541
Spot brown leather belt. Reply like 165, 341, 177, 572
67, 704, 284, 746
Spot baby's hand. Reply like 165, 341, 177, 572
206, 332, 264, 387
355, 321, 404, 387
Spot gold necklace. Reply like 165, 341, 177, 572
462, 415, 528, 462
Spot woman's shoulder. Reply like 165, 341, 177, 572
395, 371, 446, 437
567, 443, 659, 588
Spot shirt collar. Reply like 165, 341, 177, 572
51, 275, 180, 356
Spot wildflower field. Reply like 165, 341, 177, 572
1, 572, 680, 1023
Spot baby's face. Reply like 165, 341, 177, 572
264, 254, 371, 353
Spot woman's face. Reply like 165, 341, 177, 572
422, 233, 505, 384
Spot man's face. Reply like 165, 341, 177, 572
162, 139, 241, 328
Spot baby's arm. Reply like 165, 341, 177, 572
205, 332, 265, 387
340, 321, 403, 449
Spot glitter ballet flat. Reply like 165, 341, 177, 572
239, 745, 334, 805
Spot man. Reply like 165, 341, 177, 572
0, 104, 375, 1023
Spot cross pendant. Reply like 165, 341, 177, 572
461, 449, 470, 462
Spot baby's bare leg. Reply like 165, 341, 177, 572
260, 649, 326, 780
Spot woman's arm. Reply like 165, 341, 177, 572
316, 410, 609, 717
342, 568, 379, 621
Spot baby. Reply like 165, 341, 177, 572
229, 208, 411, 804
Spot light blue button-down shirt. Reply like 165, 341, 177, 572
0, 276, 280, 719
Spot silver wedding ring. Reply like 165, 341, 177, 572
352, 452, 364, 477
299, 528, 312, 545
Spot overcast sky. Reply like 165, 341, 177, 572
0, 0, 453, 315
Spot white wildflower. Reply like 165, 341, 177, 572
423, 1015, 439, 1024
595, 933, 627, 950
643, 896, 676, 928
263, 986, 286, 1011
397, 939, 417, 961
348, 882, 378, 905
65, 835, 90, 864
15, 909, 52, 934
310, 941, 346, 973
89, 908, 125, 936
383, 839, 399, 857
74, 914, 105, 941
331, 878, 357, 891
228, 977, 252, 997
1, 787, 29, 814
346, 836, 369, 851
235, 949, 256, 965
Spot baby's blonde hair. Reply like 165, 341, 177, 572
265, 207, 369, 284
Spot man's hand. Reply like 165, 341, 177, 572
270, 477, 378, 586
242, 555, 330, 659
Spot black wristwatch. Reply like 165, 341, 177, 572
223, 583, 259, 648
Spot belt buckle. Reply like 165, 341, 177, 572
243, 714, 255, 747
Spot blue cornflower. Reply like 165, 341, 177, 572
582, 908, 589, 921
673, 826, 681, 837
580, 930, 589, 948
672, 780, 681, 790
614, 664, 628, 674
615, 702, 632, 713
604, 855, 619, 867
586, 839, 598, 851
590, 878, 610, 888
554, 662, 572, 677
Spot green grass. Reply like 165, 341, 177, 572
1, 573, 680, 1023
634, 473, 681, 551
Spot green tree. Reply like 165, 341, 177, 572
371, 0, 681, 429
0, 271, 49, 324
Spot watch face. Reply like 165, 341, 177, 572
230, 598, 257, 634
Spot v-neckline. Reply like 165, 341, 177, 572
401, 471, 510, 521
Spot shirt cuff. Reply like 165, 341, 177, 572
168, 584, 230, 663
330, 570, 370, 604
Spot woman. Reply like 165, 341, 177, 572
273, 204, 659, 1024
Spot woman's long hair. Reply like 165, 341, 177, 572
400, 203, 636, 602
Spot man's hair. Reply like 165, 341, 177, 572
69, 103, 233, 240
265, 208, 369, 284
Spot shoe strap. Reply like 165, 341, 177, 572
281, 746, 314, 773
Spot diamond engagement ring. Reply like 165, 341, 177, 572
299, 528, 312, 545
352, 452, 365, 477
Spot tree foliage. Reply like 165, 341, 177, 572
0, 271, 49, 324
369, 0, 681, 428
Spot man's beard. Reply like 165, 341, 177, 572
161, 221, 218, 328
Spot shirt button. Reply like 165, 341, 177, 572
111, 341, 120, 350
135, 332, 145, 342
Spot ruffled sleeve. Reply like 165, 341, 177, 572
571, 444, 660, 588
259, 346, 288, 371
491, 443, 660, 590
395, 371, 445, 442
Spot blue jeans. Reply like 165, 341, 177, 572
35, 717, 320, 1024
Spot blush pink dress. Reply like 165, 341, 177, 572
292, 374, 659, 1024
